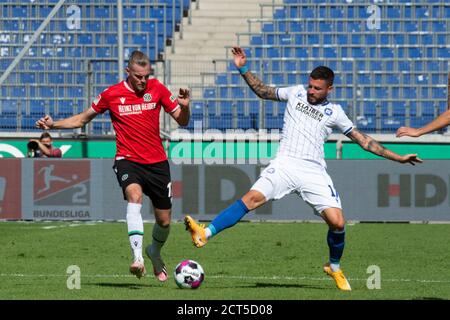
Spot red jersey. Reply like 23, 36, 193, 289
35, 146, 62, 158
91, 79, 179, 164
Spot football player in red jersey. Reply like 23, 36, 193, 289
36, 51, 190, 282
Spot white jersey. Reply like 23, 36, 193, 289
275, 85, 354, 168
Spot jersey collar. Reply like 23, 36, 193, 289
123, 80, 135, 93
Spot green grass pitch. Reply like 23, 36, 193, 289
0, 221, 449, 300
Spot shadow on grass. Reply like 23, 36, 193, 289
90, 282, 161, 290
255, 282, 325, 290
213, 282, 325, 290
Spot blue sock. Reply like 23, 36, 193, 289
207, 199, 249, 237
327, 228, 345, 271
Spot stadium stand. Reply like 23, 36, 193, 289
0, 0, 190, 134
0, 0, 448, 134
189, 0, 449, 132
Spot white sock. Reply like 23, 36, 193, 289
205, 227, 212, 239
330, 262, 340, 272
149, 223, 170, 256
126, 203, 143, 261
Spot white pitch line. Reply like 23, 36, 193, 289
0, 273, 449, 284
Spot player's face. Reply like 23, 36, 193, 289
306, 78, 332, 105
40, 137, 52, 148
126, 63, 151, 93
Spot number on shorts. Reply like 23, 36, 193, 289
167, 182, 172, 198
328, 185, 339, 201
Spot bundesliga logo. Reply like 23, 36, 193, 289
143, 93, 152, 102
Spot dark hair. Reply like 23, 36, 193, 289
127, 50, 150, 68
310, 66, 334, 86
39, 132, 52, 141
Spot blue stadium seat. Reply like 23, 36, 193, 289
432, 22, 446, 32
356, 116, 375, 131
21, 116, 38, 130
387, 74, 399, 85
57, 100, 75, 115
216, 74, 227, 85
208, 115, 232, 130
124, 7, 137, 19
237, 116, 256, 130
48, 73, 64, 84
220, 101, 233, 115
265, 115, 283, 130
30, 102, 46, 116
382, 117, 405, 132
330, 7, 343, 18
274, 9, 286, 19
324, 47, 337, 58
410, 116, 433, 128
0, 117, 18, 131
21, 73, 36, 83
381, 47, 394, 58
12, 6, 27, 17
78, 34, 93, 44
405, 22, 418, 32
437, 47, 450, 58
409, 48, 422, 58
94, 6, 110, 18
432, 88, 446, 99
319, 22, 332, 32
251, 36, 262, 46
203, 88, 216, 99
1, 100, 18, 115
231, 87, 245, 99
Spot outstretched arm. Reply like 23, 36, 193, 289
347, 128, 423, 165
231, 46, 278, 101
36, 108, 97, 130
396, 109, 450, 138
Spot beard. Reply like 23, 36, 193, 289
307, 95, 326, 105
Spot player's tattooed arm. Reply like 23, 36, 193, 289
347, 128, 423, 165
241, 71, 278, 101
231, 46, 277, 101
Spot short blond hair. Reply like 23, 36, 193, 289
127, 50, 150, 68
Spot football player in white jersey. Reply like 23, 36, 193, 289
185, 46, 422, 291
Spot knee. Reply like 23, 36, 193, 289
127, 194, 142, 204
155, 209, 171, 228
241, 191, 266, 211
156, 219, 171, 228
329, 219, 345, 231
125, 186, 143, 204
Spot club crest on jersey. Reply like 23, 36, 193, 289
143, 93, 152, 102
324, 107, 333, 116
120, 97, 126, 104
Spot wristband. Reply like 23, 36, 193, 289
238, 65, 248, 75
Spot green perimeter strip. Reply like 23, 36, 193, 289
1, 139, 450, 159
168, 141, 450, 160
340, 143, 450, 160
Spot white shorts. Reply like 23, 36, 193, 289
251, 156, 341, 214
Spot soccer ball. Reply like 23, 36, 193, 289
174, 259, 205, 289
